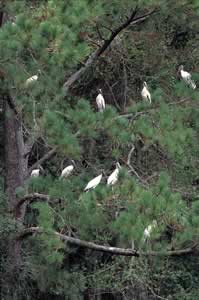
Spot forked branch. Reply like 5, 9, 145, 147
63, 8, 157, 91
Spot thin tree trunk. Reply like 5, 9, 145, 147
3, 94, 27, 296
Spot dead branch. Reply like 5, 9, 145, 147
63, 8, 157, 92
123, 60, 128, 108
28, 147, 57, 173
15, 193, 50, 209
127, 144, 135, 165
96, 24, 106, 41
17, 226, 198, 257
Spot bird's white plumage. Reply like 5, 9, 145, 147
60, 165, 74, 178
25, 75, 38, 86
142, 220, 157, 243
96, 91, 105, 112
141, 82, 151, 104
31, 169, 40, 177
107, 163, 121, 186
179, 66, 196, 89
84, 174, 103, 192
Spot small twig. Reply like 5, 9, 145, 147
115, 111, 148, 120
121, 156, 148, 187
96, 24, 106, 41
123, 60, 128, 108
127, 144, 135, 165
146, 283, 169, 300
168, 97, 190, 106
104, 80, 121, 110
127, 164, 148, 187
100, 24, 114, 33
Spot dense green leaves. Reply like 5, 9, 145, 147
0, 0, 199, 299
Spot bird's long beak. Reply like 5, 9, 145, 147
71, 160, 77, 168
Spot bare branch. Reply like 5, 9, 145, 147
127, 144, 135, 165
122, 60, 128, 108
96, 24, 106, 41
15, 193, 50, 209
28, 147, 57, 173
63, 8, 157, 92
17, 227, 199, 257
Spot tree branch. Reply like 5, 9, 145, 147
15, 193, 50, 209
28, 147, 57, 173
17, 227, 199, 257
63, 8, 157, 92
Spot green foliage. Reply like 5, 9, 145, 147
0, 0, 199, 299
43, 110, 81, 157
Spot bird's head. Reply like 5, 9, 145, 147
71, 159, 77, 168
178, 65, 184, 71
98, 88, 102, 94
143, 81, 148, 88
152, 220, 157, 227
116, 162, 121, 169
38, 165, 44, 173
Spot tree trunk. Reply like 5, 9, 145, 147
2, 94, 27, 299
4, 98, 25, 215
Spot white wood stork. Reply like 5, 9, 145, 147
141, 82, 151, 104
178, 65, 196, 89
60, 165, 74, 179
25, 75, 38, 87
142, 220, 157, 243
107, 162, 121, 186
84, 174, 103, 192
96, 89, 105, 112
30, 165, 44, 178
31, 169, 40, 178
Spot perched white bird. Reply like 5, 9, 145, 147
141, 81, 151, 104
25, 75, 38, 87
107, 162, 121, 186
178, 65, 196, 89
31, 169, 40, 178
60, 165, 74, 179
142, 220, 157, 243
84, 174, 103, 192
96, 89, 105, 112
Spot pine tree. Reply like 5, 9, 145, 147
0, 0, 198, 299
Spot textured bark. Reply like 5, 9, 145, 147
4, 97, 26, 274
0, 13, 28, 298
4, 95, 26, 217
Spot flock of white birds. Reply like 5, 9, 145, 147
25, 65, 196, 112
31, 162, 121, 191
28, 64, 196, 242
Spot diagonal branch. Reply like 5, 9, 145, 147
17, 227, 199, 257
28, 147, 57, 173
63, 8, 158, 92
